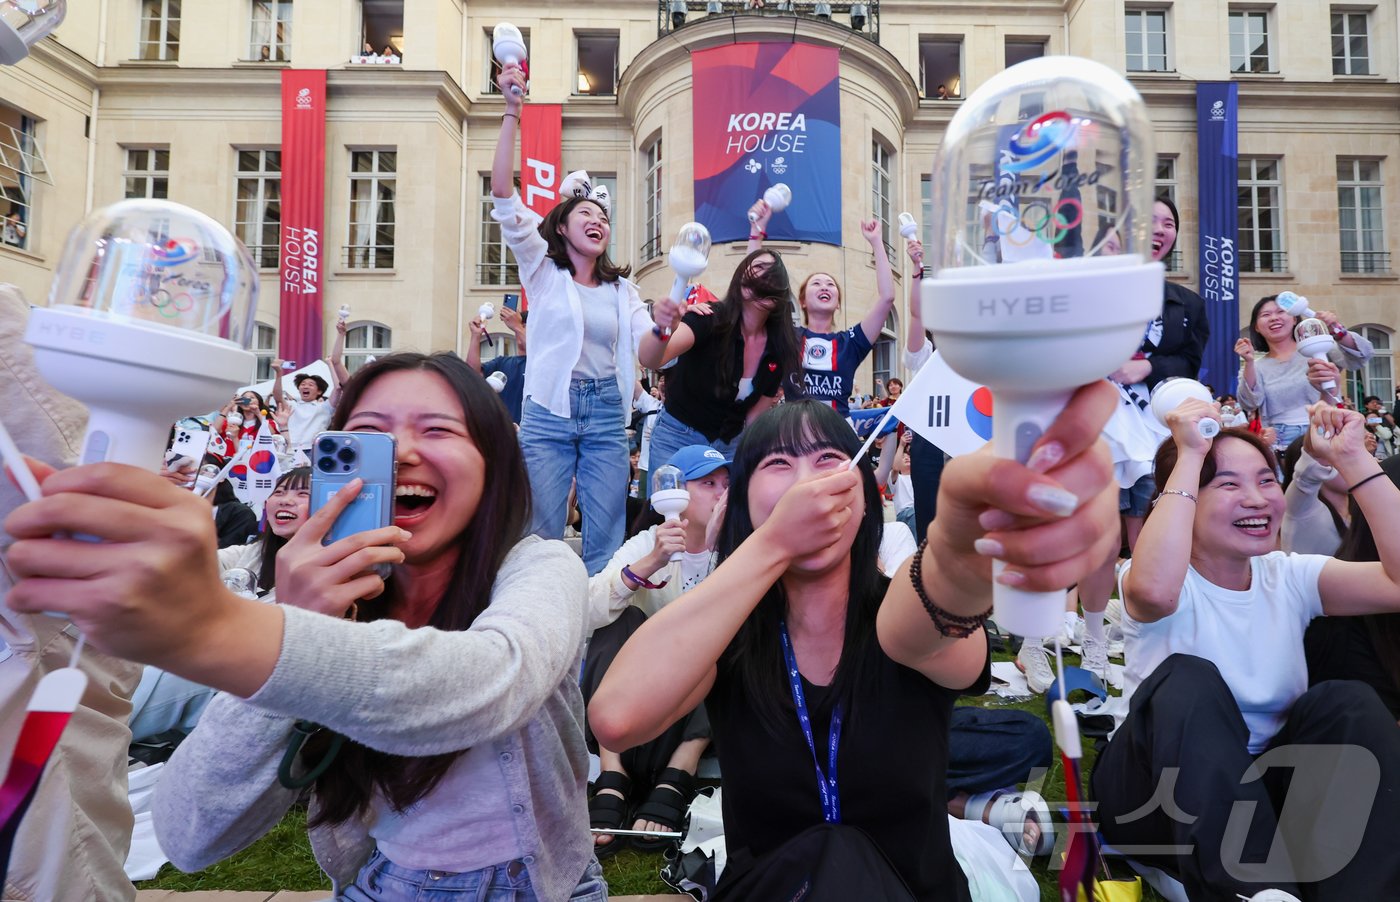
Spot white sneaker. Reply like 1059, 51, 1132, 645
1104, 596, 1127, 646
1081, 633, 1110, 683
1017, 642, 1055, 694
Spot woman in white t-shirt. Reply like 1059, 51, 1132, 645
582, 444, 729, 857
1095, 400, 1400, 901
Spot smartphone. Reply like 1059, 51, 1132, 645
503, 293, 520, 311
309, 432, 397, 573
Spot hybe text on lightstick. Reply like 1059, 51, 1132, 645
26, 200, 258, 470
922, 56, 1164, 638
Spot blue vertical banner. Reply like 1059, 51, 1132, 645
691, 43, 841, 245
1196, 83, 1240, 394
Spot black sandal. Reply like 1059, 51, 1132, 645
631, 766, 696, 852
588, 770, 633, 859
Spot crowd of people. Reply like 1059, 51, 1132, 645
5, 57, 1400, 902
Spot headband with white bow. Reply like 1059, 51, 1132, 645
559, 170, 612, 217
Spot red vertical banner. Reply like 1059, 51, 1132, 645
278, 69, 327, 367
520, 104, 562, 218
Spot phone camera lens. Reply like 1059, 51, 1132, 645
318, 437, 337, 454
336, 447, 356, 464
317, 456, 336, 472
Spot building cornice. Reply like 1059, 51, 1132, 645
619, 15, 920, 126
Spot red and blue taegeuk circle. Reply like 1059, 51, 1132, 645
966, 387, 994, 440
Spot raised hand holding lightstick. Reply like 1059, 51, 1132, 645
492, 23, 527, 97
650, 465, 689, 562
1150, 378, 1221, 438
748, 183, 792, 224
658, 222, 711, 336
478, 301, 496, 348
922, 57, 1163, 641
897, 211, 919, 242
1295, 317, 1339, 398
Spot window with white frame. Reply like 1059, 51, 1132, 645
642, 137, 662, 261
235, 150, 281, 269
347, 149, 395, 269
478, 174, 518, 286
253, 322, 278, 381
1238, 158, 1285, 273
124, 148, 170, 199
575, 32, 619, 96
1338, 158, 1388, 274
918, 37, 962, 99
486, 28, 530, 93
1156, 155, 1182, 272
0, 106, 46, 252
1332, 9, 1371, 75
920, 175, 932, 249
1124, 8, 1169, 72
872, 138, 895, 259
1358, 326, 1393, 404
1229, 9, 1272, 73
249, 0, 292, 62
138, 0, 181, 61
872, 311, 898, 388
344, 322, 392, 373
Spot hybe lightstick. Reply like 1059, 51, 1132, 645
479, 301, 496, 348
1294, 318, 1338, 393
1278, 290, 1347, 340
492, 23, 527, 97
897, 211, 919, 242
922, 56, 1163, 639
748, 184, 792, 224
650, 465, 689, 562
660, 223, 711, 336
1150, 378, 1221, 439
25, 199, 258, 470
0, 0, 66, 66
338, 304, 351, 322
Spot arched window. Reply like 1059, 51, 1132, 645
1356, 324, 1394, 404
872, 310, 898, 394
345, 322, 393, 374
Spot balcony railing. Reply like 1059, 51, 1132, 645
342, 244, 396, 270
641, 235, 663, 262
477, 263, 520, 286
1239, 250, 1288, 273
1341, 250, 1392, 274
659, 0, 880, 42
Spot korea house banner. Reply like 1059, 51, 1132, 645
278, 69, 327, 367
692, 43, 841, 246
1196, 82, 1240, 394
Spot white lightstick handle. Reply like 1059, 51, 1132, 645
666, 515, 684, 562
990, 389, 1075, 640
1306, 352, 1337, 391
503, 65, 524, 98
657, 273, 689, 338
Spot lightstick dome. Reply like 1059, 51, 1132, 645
927, 56, 1156, 272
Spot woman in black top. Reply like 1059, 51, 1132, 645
592, 388, 1119, 900
640, 249, 801, 473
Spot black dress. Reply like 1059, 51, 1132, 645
707, 630, 991, 901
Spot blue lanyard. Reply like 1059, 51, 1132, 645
779, 619, 842, 824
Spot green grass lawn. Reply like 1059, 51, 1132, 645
137, 647, 1165, 900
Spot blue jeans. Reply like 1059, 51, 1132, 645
520, 379, 629, 576
340, 850, 607, 901
129, 666, 215, 742
946, 707, 1053, 797
1270, 422, 1307, 452
647, 408, 740, 474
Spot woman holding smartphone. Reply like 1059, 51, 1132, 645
5, 352, 604, 901
491, 61, 653, 575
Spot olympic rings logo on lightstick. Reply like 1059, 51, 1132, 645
991, 197, 1084, 246
148, 289, 196, 318
1001, 111, 1080, 174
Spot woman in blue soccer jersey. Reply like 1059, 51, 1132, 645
747, 202, 896, 420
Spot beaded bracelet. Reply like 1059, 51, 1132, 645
909, 537, 992, 639
1348, 471, 1387, 494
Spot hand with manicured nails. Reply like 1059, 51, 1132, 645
931, 380, 1119, 593
1305, 402, 1371, 476
273, 477, 409, 617
756, 467, 862, 564
1307, 358, 1342, 394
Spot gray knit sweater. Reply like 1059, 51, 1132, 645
152, 535, 594, 900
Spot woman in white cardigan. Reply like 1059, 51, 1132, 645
582, 444, 730, 856
491, 61, 655, 575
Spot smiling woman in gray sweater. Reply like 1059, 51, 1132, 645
5, 352, 602, 902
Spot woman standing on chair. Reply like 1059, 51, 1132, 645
492, 61, 654, 574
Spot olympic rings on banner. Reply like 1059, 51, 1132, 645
993, 198, 1084, 247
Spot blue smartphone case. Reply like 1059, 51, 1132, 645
309, 431, 397, 548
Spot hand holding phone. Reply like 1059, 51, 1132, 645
503, 293, 520, 311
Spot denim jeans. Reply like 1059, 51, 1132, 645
520, 379, 629, 576
1270, 422, 1307, 452
340, 850, 607, 901
647, 408, 740, 475
129, 666, 215, 742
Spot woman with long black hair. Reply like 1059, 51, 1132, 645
641, 248, 803, 472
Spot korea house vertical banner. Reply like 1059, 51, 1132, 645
692, 43, 841, 245
279, 69, 327, 367
1196, 82, 1240, 394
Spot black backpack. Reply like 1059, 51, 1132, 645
712, 823, 918, 902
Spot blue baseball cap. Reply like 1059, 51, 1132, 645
666, 445, 732, 481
